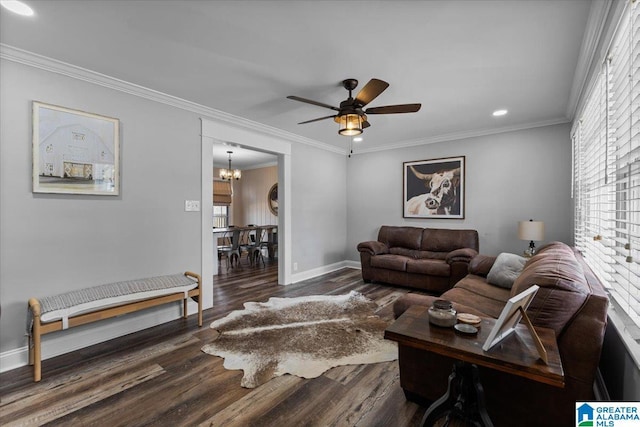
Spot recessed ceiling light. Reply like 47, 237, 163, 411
492, 109, 508, 117
353, 137, 363, 142
0, 0, 34, 16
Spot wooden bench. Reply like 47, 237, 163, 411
27, 271, 202, 382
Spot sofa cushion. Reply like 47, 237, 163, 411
511, 242, 589, 336
468, 254, 497, 277
406, 259, 450, 276
442, 275, 511, 318
486, 253, 527, 289
370, 254, 408, 272
390, 247, 421, 258
378, 226, 423, 250
418, 251, 448, 260
387, 248, 449, 261
421, 228, 479, 252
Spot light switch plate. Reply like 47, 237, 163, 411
185, 200, 201, 212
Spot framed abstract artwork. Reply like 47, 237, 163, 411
32, 101, 120, 195
403, 156, 465, 219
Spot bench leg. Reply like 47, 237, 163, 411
28, 299, 43, 382
32, 322, 42, 382
198, 288, 203, 327
184, 271, 203, 327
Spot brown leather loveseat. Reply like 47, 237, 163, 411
392, 241, 609, 427
357, 226, 479, 293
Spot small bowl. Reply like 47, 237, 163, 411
457, 313, 482, 325
454, 323, 478, 335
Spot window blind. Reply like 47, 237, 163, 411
213, 180, 232, 206
573, 0, 640, 332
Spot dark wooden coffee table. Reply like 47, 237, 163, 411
385, 305, 564, 427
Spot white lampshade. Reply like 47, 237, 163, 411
518, 220, 545, 241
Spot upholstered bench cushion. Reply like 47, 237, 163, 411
28, 273, 198, 331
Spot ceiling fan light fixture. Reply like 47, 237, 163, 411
337, 113, 364, 136
288, 78, 420, 135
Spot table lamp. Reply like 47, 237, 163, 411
518, 219, 544, 257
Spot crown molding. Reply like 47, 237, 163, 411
0, 43, 345, 155
0, 43, 580, 158
353, 117, 571, 155
565, 0, 615, 121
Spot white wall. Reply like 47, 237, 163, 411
346, 123, 573, 258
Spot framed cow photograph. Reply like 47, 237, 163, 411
403, 156, 465, 219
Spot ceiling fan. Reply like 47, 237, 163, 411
287, 78, 421, 136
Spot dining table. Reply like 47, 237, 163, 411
212, 225, 277, 273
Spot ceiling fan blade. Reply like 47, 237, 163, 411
298, 115, 337, 124
287, 95, 340, 111
365, 104, 422, 114
362, 120, 371, 129
354, 79, 389, 106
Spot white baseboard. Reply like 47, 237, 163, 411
290, 260, 360, 283
0, 301, 199, 374
343, 260, 361, 270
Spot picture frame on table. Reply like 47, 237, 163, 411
32, 101, 120, 195
482, 285, 547, 364
403, 156, 465, 219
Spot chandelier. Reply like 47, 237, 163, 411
219, 151, 241, 181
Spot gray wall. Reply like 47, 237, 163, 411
0, 60, 203, 355
291, 143, 348, 272
0, 57, 349, 362
346, 123, 573, 259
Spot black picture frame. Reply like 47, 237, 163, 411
403, 156, 465, 218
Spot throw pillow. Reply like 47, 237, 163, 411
487, 252, 527, 289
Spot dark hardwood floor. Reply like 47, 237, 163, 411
0, 260, 437, 427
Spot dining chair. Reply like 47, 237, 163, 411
218, 229, 242, 269
249, 227, 267, 266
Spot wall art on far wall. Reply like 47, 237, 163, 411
268, 183, 278, 216
403, 155, 465, 219
32, 101, 120, 195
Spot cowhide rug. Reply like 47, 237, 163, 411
201, 291, 398, 388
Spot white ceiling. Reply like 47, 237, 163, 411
1, 0, 594, 165
212, 143, 277, 170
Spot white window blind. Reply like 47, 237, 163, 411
573, 0, 640, 333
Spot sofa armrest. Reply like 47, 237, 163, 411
357, 241, 389, 255
467, 254, 497, 277
445, 248, 478, 265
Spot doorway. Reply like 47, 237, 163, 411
200, 118, 292, 309
212, 143, 278, 274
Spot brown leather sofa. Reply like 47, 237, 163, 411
392, 241, 609, 427
357, 226, 479, 293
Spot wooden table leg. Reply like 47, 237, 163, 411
421, 361, 494, 427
